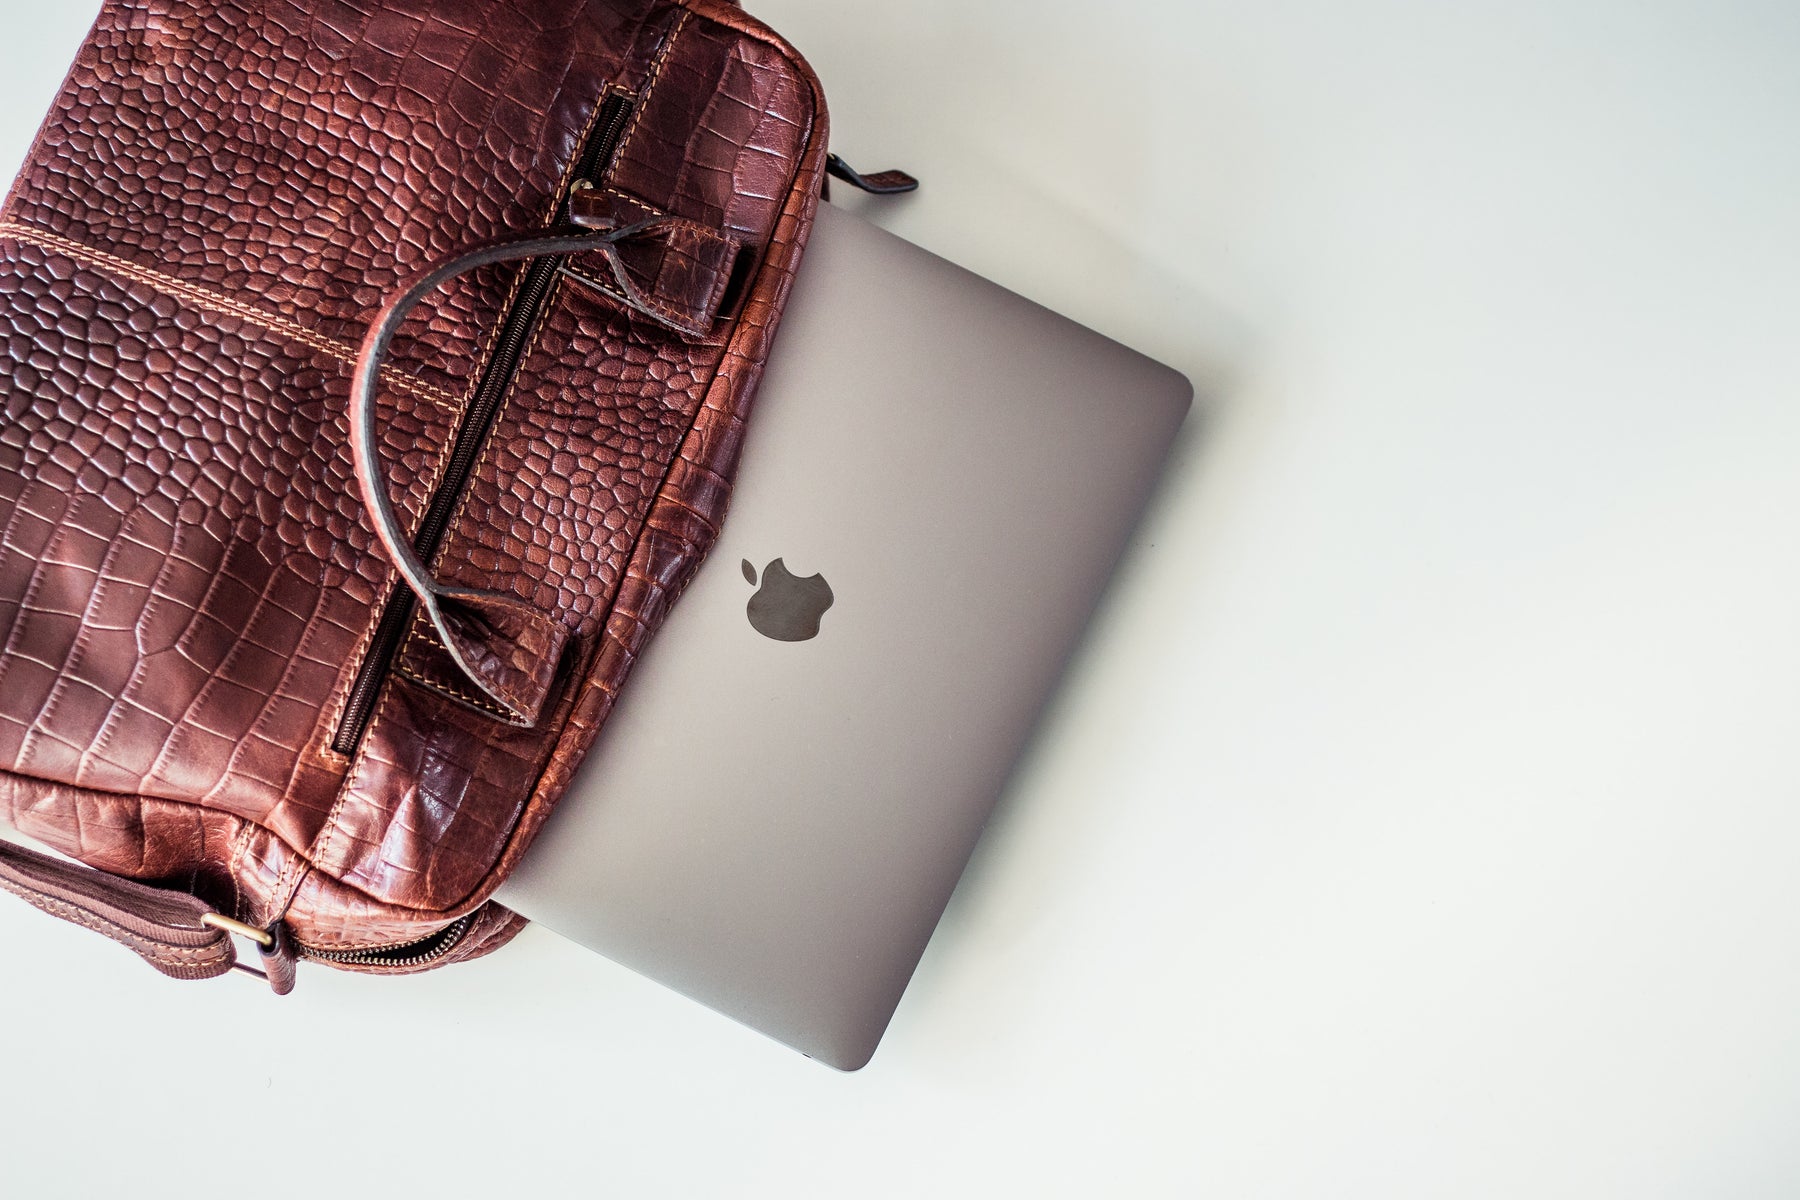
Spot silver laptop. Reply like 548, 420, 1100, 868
497, 201, 1190, 1069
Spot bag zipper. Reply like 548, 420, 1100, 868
332, 92, 636, 754
298, 912, 474, 968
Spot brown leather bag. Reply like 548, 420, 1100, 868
0, 0, 840, 989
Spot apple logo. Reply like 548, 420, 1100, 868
742, 558, 833, 642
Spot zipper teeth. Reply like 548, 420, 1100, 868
417, 262, 559, 557
330, 260, 557, 754
330, 92, 635, 755
575, 93, 633, 182
299, 913, 473, 968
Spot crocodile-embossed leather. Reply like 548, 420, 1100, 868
0, 0, 828, 976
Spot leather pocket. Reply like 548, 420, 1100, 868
330, 91, 638, 754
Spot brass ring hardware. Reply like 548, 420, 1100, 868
201, 912, 275, 948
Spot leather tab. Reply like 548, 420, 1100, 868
566, 188, 742, 338
825, 153, 920, 196
424, 588, 570, 727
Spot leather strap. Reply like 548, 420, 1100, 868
0, 836, 292, 992
349, 216, 738, 726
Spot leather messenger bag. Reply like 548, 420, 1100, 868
0, 0, 875, 990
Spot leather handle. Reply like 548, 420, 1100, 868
0, 836, 293, 992
350, 216, 737, 726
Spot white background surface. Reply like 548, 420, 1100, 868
2, 2, 1798, 1196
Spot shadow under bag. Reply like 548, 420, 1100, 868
0, 0, 829, 988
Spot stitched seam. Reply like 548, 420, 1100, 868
562, 259, 708, 338
393, 619, 432, 692
695, 232, 737, 330
585, 190, 730, 336
395, 664, 513, 720
394, 619, 505, 716
0, 0, 822, 936
226, 819, 255, 923
618, 0, 831, 589
303, 666, 391, 899
557, 266, 643, 319
0, 885, 232, 970
337, 69, 667, 740
561, 263, 709, 340
378, 81, 635, 699
551, 5, 827, 665
264, 837, 309, 932
0, 763, 323, 915
316, 83, 596, 762
614, 253, 708, 332
316, 569, 407, 765
327, 82, 637, 758
555, 86, 631, 204
558, 266, 633, 307
0, 221, 463, 413
608, 11, 689, 175
390, 271, 571, 717
323, 1, 811, 919
590, 190, 697, 327
601, 185, 660, 210
0, 762, 464, 924
304, 0, 804, 915
428, 273, 568, 607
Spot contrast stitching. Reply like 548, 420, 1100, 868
225, 819, 254, 923
541, 29, 828, 703
393, 609, 504, 716
561, 263, 715, 342
555, 86, 630, 205
381, 268, 571, 723
0, 221, 464, 413
580, 189, 733, 335
608, 10, 689, 176
425, 270, 569, 619
393, 620, 507, 717
0, 761, 464, 924
324, 84, 637, 759
600, 185, 662, 212
395, 663, 513, 720
425, 267, 562, 590
1, 886, 232, 971
316, 568, 406, 765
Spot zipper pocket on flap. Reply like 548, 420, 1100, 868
332, 92, 635, 755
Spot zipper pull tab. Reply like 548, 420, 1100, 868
824, 153, 919, 197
